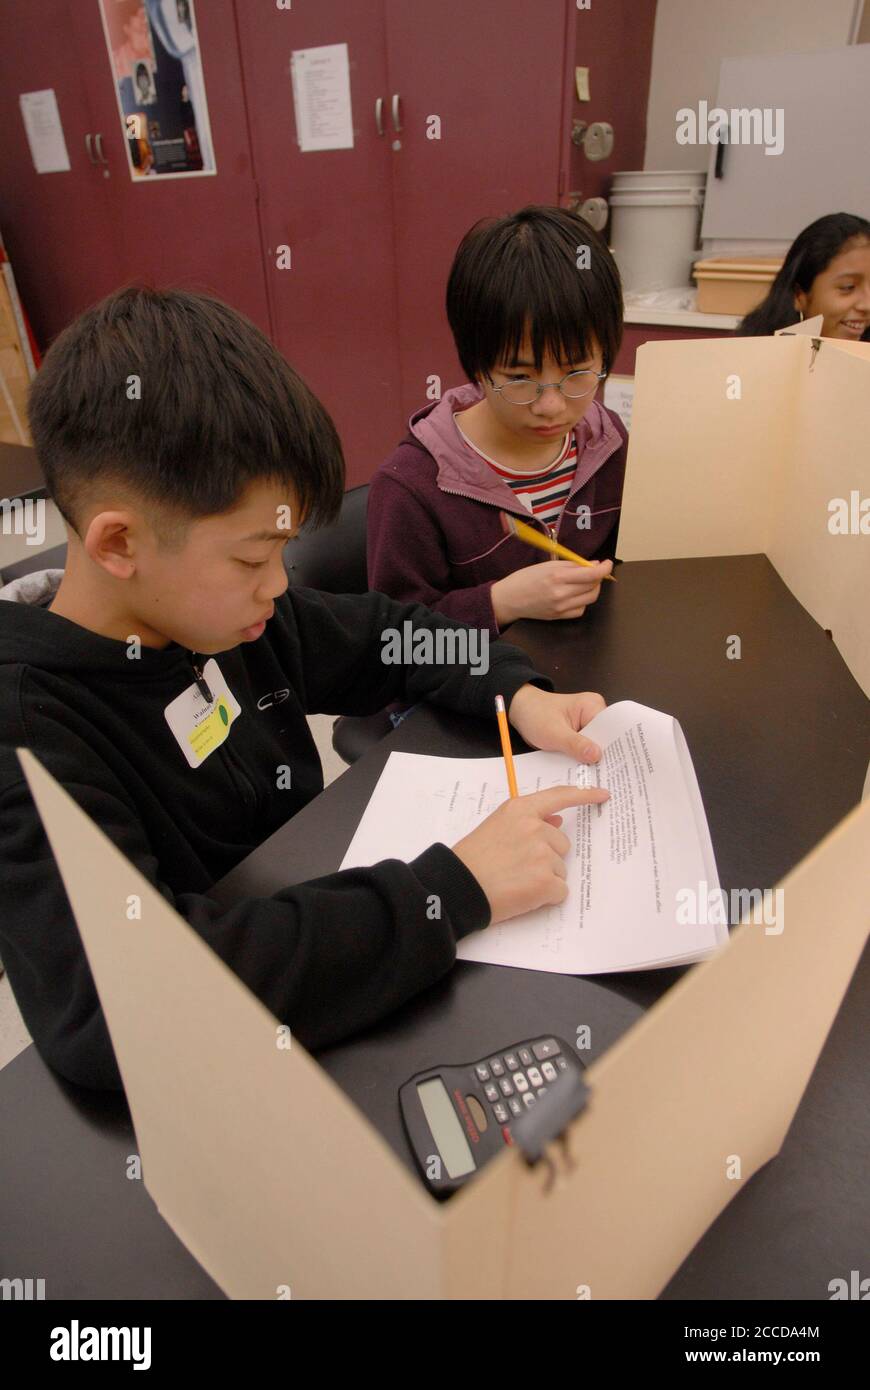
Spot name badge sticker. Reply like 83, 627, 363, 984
164, 659, 242, 768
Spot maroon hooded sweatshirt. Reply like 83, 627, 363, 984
368, 382, 628, 637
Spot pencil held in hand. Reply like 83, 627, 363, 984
499, 511, 617, 579
495, 694, 519, 798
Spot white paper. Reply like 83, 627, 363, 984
341, 702, 726, 974
291, 44, 354, 152
19, 90, 71, 174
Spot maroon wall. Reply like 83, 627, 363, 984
566, 0, 659, 207
613, 322, 731, 377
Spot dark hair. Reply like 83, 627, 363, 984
446, 205, 623, 383
739, 212, 870, 337
28, 286, 345, 537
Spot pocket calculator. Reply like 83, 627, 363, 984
399, 1036, 585, 1198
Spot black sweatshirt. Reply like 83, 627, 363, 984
0, 569, 552, 1090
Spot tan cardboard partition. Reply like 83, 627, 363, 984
16, 749, 443, 1300
618, 334, 870, 693
18, 748, 870, 1300
486, 796, 870, 1299
772, 340, 870, 692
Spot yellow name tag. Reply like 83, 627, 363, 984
164, 659, 242, 768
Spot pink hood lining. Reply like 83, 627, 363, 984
407, 382, 622, 512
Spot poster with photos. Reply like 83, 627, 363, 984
98, 0, 216, 179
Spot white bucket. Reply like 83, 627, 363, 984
609, 171, 707, 291
611, 168, 705, 194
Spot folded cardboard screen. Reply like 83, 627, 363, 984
17, 749, 869, 1299
619, 334, 870, 695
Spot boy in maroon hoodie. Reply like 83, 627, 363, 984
368, 206, 626, 637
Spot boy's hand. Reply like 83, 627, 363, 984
451, 686, 609, 924
491, 558, 613, 626
452, 785, 609, 924
507, 685, 606, 764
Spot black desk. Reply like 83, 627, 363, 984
1, 556, 868, 1300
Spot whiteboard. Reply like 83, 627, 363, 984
700, 45, 870, 240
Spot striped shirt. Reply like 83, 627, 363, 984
453, 417, 577, 532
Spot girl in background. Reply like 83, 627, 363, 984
739, 212, 870, 341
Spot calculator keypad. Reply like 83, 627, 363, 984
473, 1039, 568, 1135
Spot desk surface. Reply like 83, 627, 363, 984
1, 556, 867, 1300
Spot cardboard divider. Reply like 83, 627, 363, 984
617, 336, 798, 560
493, 798, 870, 1299
771, 341, 870, 693
618, 334, 870, 693
19, 747, 870, 1299
17, 749, 444, 1300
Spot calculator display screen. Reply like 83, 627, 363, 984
417, 1078, 476, 1178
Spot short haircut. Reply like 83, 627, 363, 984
28, 286, 345, 538
446, 205, 623, 383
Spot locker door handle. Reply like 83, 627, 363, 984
714, 122, 728, 179
95, 133, 109, 165
85, 134, 99, 165
375, 97, 384, 136
391, 93, 402, 133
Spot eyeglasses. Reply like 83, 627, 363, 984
490, 369, 607, 406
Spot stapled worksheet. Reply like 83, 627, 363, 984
341, 701, 727, 974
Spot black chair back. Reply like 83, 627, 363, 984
284, 484, 368, 594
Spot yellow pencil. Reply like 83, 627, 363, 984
495, 694, 519, 798
500, 511, 617, 580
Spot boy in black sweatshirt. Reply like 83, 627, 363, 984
0, 288, 609, 1091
